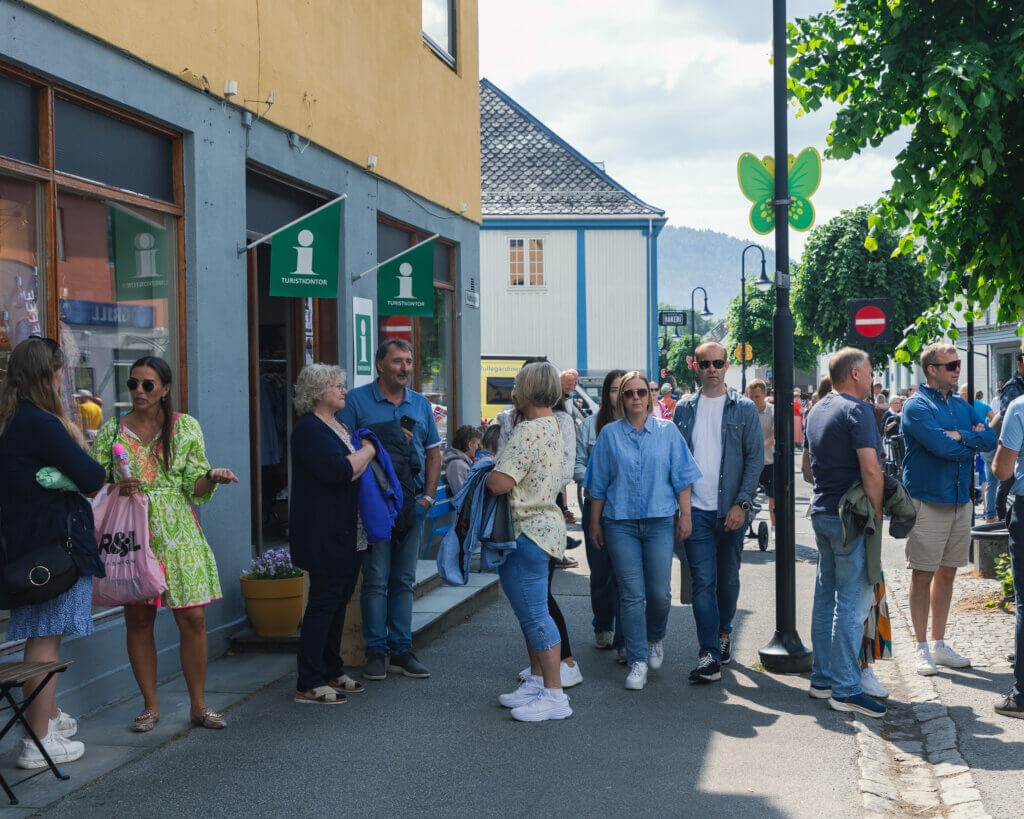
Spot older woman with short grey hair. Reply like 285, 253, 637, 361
290, 364, 376, 705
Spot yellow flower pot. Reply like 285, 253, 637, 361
239, 574, 305, 637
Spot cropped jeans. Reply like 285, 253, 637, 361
602, 516, 675, 665
360, 502, 427, 656
682, 508, 746, 660
499, 534, 561, 652
810, 514, 874, 698
582, 499, 623, 648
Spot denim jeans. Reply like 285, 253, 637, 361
582, 499, 623, 648
810, 514, 874, 698
1008, 500, 1024, 703
297, 560, 361, 690
602, 516, 675, 664
360, 502, 428, 656
982, 450, 998, 518
498, 534, 561, 652
682, 508, 745, 660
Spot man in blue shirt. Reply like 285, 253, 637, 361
673, 342, 763, 684
340, 338, 441, 681
992, 394, 1024, 718
902, 344, 997, 677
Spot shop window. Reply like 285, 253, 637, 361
57, 190, 180, 423
0, 174, 45, 380
54, 97, 174, 202
422, 0, 456, 66
508, 237, 543, 287
0, 74, 38, 165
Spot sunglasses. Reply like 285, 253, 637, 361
697, 359, 727, 370
126, 378, 158, 393
29, 334, 61, 353
622, 388, 649, 400
929, 359, 961, 372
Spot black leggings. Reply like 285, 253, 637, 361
548, 558, 572, 660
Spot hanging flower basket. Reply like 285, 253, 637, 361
239, 549, 305, 637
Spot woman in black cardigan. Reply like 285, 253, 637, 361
0, 337, 105, 768
290, 364, 376, 705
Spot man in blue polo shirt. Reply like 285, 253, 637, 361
992, 393, 1024, 718
340, 338, 441, 681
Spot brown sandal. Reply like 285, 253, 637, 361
326, 674, 364, 694
131, 709, 159, 733
190, 707, 228, 728
294, 686, 347, 705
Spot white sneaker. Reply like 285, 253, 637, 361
50, 709, 77, 739
17, 733, 85, 769
616, 647, 627, 665
916, 646, 938, 676
932, 641, 971, 668
860, 666, 890, 699
560, 660, 583, 688
648, 641, 664, 671
499, 676, 543, 708
510, 689, 572, 722
595, 630, 614, 649
625, 661, 648, 690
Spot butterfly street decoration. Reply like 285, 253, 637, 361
737, 147, 821, 234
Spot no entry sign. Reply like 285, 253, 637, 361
847, 298, 894, 345
382, 315, 413, 341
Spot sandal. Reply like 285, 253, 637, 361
294, 686, 347, 705
190, 706, 228, 728
326, 674, 364, 694
131, 708, 159, 733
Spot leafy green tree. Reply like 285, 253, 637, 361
792, 206, 938, 369
656, 305, 718, 377
788, 2, 1024, 362
725, 284, 819, 372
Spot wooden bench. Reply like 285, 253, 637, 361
0, 660, 74, 804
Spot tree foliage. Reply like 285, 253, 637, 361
724, 284, 819, 372
788, 1, 1024, 363
792, 206, 939, 369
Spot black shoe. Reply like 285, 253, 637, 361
994, 692, 1024, 719
388, 651, 430, 679
719, 635, 732, 665
553, 554, 579, 569
565, 535, 581, 550
362, 653, 387, 681
1009, 653, 1016, 664
688, 652, 722, 684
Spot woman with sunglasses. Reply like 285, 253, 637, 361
92, 357, 238, 733
0, 337, 106, 768
584, 371, 701, 691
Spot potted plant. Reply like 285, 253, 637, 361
239, 549, 305, 637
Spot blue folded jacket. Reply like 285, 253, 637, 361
352, 428, 403, 544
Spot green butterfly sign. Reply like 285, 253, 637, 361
737, 147, 821, 234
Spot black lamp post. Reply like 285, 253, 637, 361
740, 244, 772, 391
758, 0, 813, 674
690, 286, 713, 383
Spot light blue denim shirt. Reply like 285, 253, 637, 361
583, 415, 702, 520
574, 413, 598, 483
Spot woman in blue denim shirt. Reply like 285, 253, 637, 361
584, 370, 702, 691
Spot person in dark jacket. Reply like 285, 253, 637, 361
0, 337, 106, 769
290, 364, 376, 705
443, 425, 482, 495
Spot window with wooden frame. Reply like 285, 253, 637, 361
508, 237, 544, 288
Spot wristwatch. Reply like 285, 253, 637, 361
421, 495, 435, 505
739, 500, 752, 511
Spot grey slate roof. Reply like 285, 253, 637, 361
480, 79, 665, 218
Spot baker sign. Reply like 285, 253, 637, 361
846, 298, 894, 346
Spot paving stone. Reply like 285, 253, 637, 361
939, 772, 974, 791
928, 748, 965, 766
924, 729, 958, 753
890, 740, 923, 754
858, 778, 898, 801
912, 701, 948, 721
946, 802, 991, 819
858, 758, 891, 781
862, 793, 897, 814
920, 716, 956, 735
942, 788, 984, 807
933, 761, 971, 778
902, 789, 941, 808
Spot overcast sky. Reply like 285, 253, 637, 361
478, 0, 904, 256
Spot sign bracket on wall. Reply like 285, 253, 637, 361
238, 194, 347, 255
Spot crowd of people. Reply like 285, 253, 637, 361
0, 331, 1020, 752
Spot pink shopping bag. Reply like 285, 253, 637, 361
91, 485, 167, 607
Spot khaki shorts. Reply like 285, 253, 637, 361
905, 499, 973, 572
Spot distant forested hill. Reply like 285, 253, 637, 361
657, 225, 786, 316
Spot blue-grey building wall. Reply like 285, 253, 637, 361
0, 0, 479, 723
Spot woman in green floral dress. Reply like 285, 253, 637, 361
92, 357, 238, 733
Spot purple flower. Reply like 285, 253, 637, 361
247, 548, 303, 579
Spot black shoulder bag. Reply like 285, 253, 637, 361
1, 505, 80, 608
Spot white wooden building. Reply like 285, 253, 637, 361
479, 79, 667, 376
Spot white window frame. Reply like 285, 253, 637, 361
422, 0, 456, 68
506, 236, 546, 291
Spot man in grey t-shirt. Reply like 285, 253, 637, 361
747, 379, 775, 529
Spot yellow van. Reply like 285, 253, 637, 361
480, 355, 535, 424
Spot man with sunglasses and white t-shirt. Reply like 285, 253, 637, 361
902, 343, 997, 676
673, 342, 763, 684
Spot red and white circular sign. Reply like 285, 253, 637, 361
854, 305, 886, 338
382, 315, 412, 341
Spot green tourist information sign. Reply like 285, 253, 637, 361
377, 239, 435, 317
111, 205, 172, 302
268, 199, 342, 298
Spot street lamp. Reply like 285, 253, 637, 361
690, 286, 712, 383
740, 244, 771, 391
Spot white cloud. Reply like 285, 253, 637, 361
478, 0, 903, 255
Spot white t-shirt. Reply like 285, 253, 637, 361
691, 393, 726, 512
